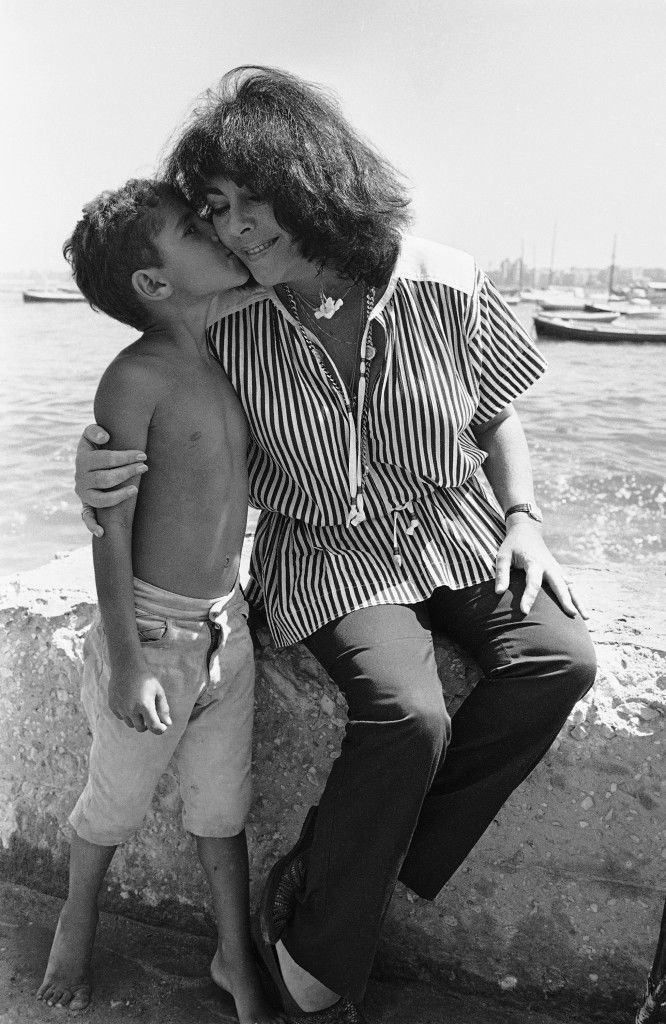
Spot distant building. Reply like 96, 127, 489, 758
487, 259, 666, 294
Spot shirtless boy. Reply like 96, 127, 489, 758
37, 179, 280, 1024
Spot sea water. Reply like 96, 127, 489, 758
1, 288, 664, 577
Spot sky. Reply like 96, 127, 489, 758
3, 0, 665, 275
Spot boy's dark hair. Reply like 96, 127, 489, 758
163, 66, 413, 285
63, 178, 182, 330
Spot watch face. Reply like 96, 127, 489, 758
520, 501, 540, 520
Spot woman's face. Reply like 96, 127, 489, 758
204, 177, 315, 287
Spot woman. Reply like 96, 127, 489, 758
76, 67, 596, 1024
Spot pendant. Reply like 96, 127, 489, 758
315, 295, 344, 320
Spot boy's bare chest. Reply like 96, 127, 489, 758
149, 364, 247, 463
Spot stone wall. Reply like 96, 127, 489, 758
1, 544, 664, 1014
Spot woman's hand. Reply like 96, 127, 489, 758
495, 518, 588, 619
75, 424, 147, 537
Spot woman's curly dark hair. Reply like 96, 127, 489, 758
162, 66, 413, 285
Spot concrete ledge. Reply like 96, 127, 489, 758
1, 544, 664, 1014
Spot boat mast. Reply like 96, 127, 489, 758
548, 223, 557, 287
608, 233, 618, 301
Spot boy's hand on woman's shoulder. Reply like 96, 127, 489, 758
108, 667, 172, 735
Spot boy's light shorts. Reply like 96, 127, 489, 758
69, 577, 254, 845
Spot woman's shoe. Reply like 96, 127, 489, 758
259, 805, 318, 943
250, 915, 367, 1024
635, 974, 666, 1023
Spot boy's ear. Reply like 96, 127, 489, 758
131, 268, 173, 303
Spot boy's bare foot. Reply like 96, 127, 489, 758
36, 901, 98, 1010
211, 947, 284, 1024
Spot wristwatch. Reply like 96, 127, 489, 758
504, 502, 543, 523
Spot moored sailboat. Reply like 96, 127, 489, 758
23, 288, 86, 303
533, 314, 666, 343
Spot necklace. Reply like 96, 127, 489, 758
289, 287, 358, 347
347, 294, 369, 406
285, 284, 376, 528
349, 287, 376, 526
291, 279, 358, 320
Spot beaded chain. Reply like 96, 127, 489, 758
285, 285, 376, 526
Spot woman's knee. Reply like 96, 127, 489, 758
504, 611, 597, 714
337, 637, 449, 751
347, 679, 448, 755
532, 622, 598, 720
520, 589, 597, 698
343, 683, 448, 784
399, 688, 450, 755
554, 623, 597, 705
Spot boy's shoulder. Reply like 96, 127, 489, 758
101, 330, 177, 376
95, 334, 171, 416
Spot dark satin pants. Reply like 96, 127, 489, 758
281, 573, 597, 1002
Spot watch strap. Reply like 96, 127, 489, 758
505, 502, 543, 523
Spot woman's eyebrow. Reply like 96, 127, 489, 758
205, 186, 223, 196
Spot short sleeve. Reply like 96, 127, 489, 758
468, 270, 547, 427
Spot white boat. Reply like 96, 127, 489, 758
23, 288, 86, 303
589, 303, 662, 319
538, 296, 587, 312
537, 310, 619, 323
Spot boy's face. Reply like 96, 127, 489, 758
154, 199, 250, 297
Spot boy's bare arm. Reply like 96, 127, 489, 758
93, 355, 172, 736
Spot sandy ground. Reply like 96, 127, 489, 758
1, 881, 638, 1024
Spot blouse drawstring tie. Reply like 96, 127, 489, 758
392, 501, 419, 569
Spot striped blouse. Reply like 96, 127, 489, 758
206, 236, 547, 648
